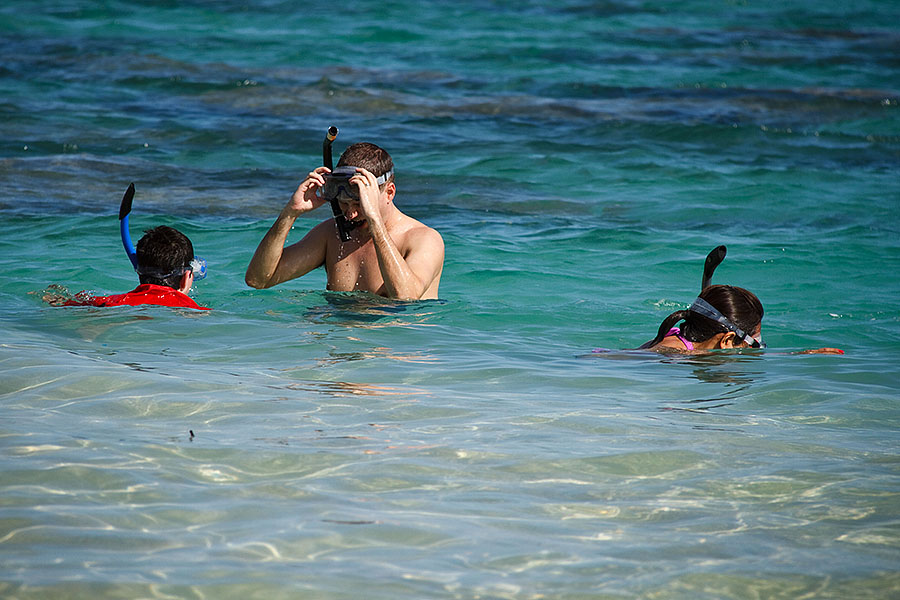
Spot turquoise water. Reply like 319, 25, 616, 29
2, 1, 899, 597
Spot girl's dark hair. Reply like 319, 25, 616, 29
639, 285, 764, 349
136, 226, 194, 289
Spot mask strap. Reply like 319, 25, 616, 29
136, 256, 206, 281
331, 166, 393, 186
375, 168, 393, 185
689, 297, 764, 348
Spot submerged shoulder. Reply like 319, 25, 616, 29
650, 342, 690, 354
649, 336, 687, 353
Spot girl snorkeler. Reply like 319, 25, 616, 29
635, 247, 842, 355
639, 284, 766, 352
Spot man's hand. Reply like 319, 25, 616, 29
349, 167, 384, 226
245, 166, 332, 289
286, 167, 331, 217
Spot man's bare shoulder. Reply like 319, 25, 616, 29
397, 214, 443, 249
313, 217, 340, 236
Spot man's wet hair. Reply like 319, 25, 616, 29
136, 226, 194, 289
336, 142, 394, 188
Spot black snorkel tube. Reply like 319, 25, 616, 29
702, 245, 727, 291
323, 126, 354, 242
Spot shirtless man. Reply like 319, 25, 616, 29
245, 142, 444, 300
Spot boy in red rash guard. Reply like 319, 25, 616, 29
63, 226, 209, 310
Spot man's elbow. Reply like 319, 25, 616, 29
389, 285, 428, 302
244, 272, 270, 289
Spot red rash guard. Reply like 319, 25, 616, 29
64, 284, 209, 310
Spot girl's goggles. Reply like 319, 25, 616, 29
689, 297, 765, 348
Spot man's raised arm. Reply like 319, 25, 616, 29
245, 168, 330, 289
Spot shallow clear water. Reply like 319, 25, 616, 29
1, 1, 899, 598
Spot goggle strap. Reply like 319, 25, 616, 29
136, 256, 207, 281
329, 167, 394, 186
689, 297, 764, 348
375, 168, 393, 186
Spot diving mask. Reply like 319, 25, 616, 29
136, 256, 207, 281
322, 166, 394, 202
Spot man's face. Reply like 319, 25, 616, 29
338, 193, 363, 223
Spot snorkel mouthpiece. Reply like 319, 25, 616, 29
322, 126, 353, 242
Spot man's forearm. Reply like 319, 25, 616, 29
245, 209, 298, 289
368, 220, 424, 300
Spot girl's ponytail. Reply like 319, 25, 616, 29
637, 310, 692, 350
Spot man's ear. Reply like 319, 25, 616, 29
178, 269, 193, 294
384, 181, 396, 202
718, 332, 737, 349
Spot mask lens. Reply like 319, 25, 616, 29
190, 256, 207, 280
323, 170, 358, 202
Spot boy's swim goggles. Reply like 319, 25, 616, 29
689, 297, 765, 348
136, 257, 207, 281
322, 167, 393, 202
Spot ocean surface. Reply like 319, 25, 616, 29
2, 1, 899, 598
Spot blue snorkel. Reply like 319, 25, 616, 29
118, 183, 206, 279
119, 183, 139, 269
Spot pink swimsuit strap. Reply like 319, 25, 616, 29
666, 327, 693, 351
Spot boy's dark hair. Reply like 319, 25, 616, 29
642, 285, 764, 348
336, 142, 394, 188
136, 226, 194, 289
